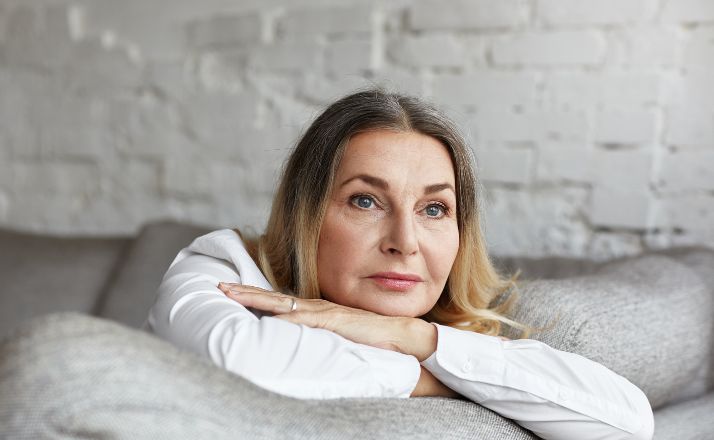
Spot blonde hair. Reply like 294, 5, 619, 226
237, 89, 536, 339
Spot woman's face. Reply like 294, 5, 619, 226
317, 129, 460, 318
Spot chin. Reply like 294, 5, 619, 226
362, 300, 429, 318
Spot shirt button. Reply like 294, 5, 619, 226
462, 358, 477, 373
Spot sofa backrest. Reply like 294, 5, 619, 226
0, 227, 130, 341
95, 220, 215, 328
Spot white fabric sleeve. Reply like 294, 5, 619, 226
144, 246, 421, 400
420, 323, 654, 440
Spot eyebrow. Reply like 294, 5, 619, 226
339, 174, 456, 195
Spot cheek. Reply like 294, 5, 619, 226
425, 227, 460, 282
317, 210, 370, 298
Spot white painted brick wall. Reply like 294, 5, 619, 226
492, 31, 606, 67
661, 0, 714, 23
387, 34, 465, 69
538, 0, 658, 26
410, 0, 529, 31
0, 0, 711, 258
186, 13, 262, 49
477, 148, 534, 185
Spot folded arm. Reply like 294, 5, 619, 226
145, 250, 421, 400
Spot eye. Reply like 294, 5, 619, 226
350, 194, 376, 209
425, 203, 448, 218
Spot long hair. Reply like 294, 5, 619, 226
237, 88, 534, 338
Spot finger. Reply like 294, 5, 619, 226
219, 283, 286, 299
223, 290, 298, 314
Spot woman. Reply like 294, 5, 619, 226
145, 89, 654, 440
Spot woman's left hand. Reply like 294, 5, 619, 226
217, 282, 438, 361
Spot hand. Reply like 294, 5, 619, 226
217, 282, 437, 361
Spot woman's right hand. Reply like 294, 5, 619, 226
411, 366, 463, 399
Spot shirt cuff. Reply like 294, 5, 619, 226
355, 345, 422, 398
420, 322, 505, 390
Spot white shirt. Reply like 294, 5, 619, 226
144, 229, 654, 440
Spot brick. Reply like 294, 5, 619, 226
23, 94, 112, 160
212, 161, 277, 229
63, 39, 143, 95
538, 0, 657, 25
3, 5, 74, 69
186, 12, 262, 49
482, 186, 590, 256
666, 108, 714, 147
588, 231, 644, 262
431, 71, 538, 110
410, 0, 529, 31
162, 155, 215, 198
536, 143, 592, 183
476, 148, 533, 184
104, 158, 161, 195
195, 50, 248, 92
387, 34, 465, 68
182, 91, 258, 143
143, 59, 195, 98
460, 36, 489, 67
279, 6, 374, 37
470, 110, 538, 143
299, 74, 377, 105
606, 27, 682, 67
4, 193, 88, 234
70, 193, 176, 235
369, 67, 425, 97
470, 108, 588, 143
662, 0, 714, 23
248, 42, 321, 71
10, 162, 101, 196
593, 109, 657, 144
658, 150, 714, 192
665, 71, 714, 147
542, 72, 661, 110
325, 38, 375, 75
654, 195, 714, 232
589, 149, 653, 192
589, 188, 653, 229
492, 31, 606, 66
683, 27, 714, 69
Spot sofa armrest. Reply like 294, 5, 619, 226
0, 312, 539, 440
503, 249, 714, 410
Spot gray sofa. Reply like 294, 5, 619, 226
0, 219, 712, 439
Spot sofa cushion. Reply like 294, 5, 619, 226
653, 391, 714, 440
95, 219, 215, 329
502, 248, 714, 410
0, 312, 539, 440
0, 227, 129, 341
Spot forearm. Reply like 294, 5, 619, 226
410, 366, 463, 398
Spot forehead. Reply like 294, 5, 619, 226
336, 130, 456, 185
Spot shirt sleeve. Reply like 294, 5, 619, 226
420, 323, 654, 440
144, 246, 421, 400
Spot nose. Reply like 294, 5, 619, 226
380, 210, 419, 256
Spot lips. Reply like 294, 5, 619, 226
367, 272, 423, 292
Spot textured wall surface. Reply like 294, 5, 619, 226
0, 0, 712, 259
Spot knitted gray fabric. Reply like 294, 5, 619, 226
501, 252, 713, 410
653, 391, 714, 440
0, 312, 537, 440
